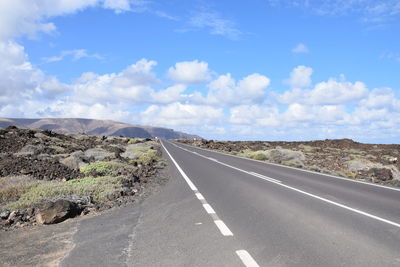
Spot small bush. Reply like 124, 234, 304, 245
128, 138, 142, 145
250, 153, 268, 161
282, 160, 304, 168
0, 176, 40, 204
138, 149, 158, 164
308, 165, 322, 172
7, 176, 123, 210
80, 161, 134, 176
344, 170, 357, 179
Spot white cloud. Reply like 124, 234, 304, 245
283, 103, 348, 123
268, 0, 400, 23
286, 65, 313, 88
168, 60, 211, 84
151, 84, 187, 104
141, 102, 224, 126
207, 73, 270, 106
72, 58, 158, 105
230, 105, 280, 126
0, 41, 69, 104
360, 88, 400, 110
292, 43, 309, 53
189, 11, 241, 40
279, 76, 368, 105
43, 49, 102, 62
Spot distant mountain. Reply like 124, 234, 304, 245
0, 118, 201, 139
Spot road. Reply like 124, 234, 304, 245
160, 140, 400, 266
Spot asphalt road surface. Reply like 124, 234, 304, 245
59, 139, 400, 267
159, 140, 400, 266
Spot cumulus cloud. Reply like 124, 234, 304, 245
207, 73, 270, 106
292, 43, 309, 53
0, 0, 146, 41
0, 41, 69, 104
141, 102, 224, 126
359, 87, 400, 111
72, 58, 158, 104
230, 105, 280, 126
168, 60, 212, 84
279, 73, 368, 105
286, 65, 313, 88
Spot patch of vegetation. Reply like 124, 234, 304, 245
80, 161, 135, 176
49, 145, 65, 153
250, 152, 268, 161
7, 176, 124, 210
128, 138, 142, 145
298, 145, 315, 153
122, 142, 160, 163
344, 170, 357, 179
0, 176, 40, 204
307, 165, 322, 172
282, 160, 303, 168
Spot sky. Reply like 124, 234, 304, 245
1, 0, 400, 143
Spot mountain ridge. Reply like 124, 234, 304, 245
0, 118, 200, 139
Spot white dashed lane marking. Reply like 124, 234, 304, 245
160, 140, 258, 266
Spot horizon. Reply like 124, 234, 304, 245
2, 116, 400, 145
1, 1, 400, 143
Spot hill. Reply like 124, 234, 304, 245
0, 118, 200, 139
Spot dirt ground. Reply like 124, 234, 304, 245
0, 126, 167, 231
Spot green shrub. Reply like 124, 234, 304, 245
128, 138, 142, 145
250, 153, 268, 161
138, 149, 158, 164
8, 176, 123, 210
80, 161, 134, 176
0, 176, 40, 204
282, 160, 304, 168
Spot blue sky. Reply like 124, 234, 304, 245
1, 0, 400, 143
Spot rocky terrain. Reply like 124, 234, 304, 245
0, 118, 201, 139
178, 139, 400, 187
0, 126, 167, 231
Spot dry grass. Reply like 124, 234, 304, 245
0, 176, 41, 205
7, 176, 124, 210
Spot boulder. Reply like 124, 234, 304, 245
0, 210, 10, 220
36, 200, 79, 225
60, 156, 81, 170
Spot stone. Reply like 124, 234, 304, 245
60, 156, 81, 170
36, 200, 79, 225
8, 211, 17, 220
0, 210, 10, 220
371, 168, 393, 181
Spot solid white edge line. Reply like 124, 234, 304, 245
170, 141, 400, 229
161, 140, 198, 191
214, 220, 234, 236
248, 172, 282, 183
279, 182, 400, 228
161, 140, 235, 236
236, 250, 260, 267
174, 141, 400, 192
203, 204, 216, 214
196, 193, 205, 200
